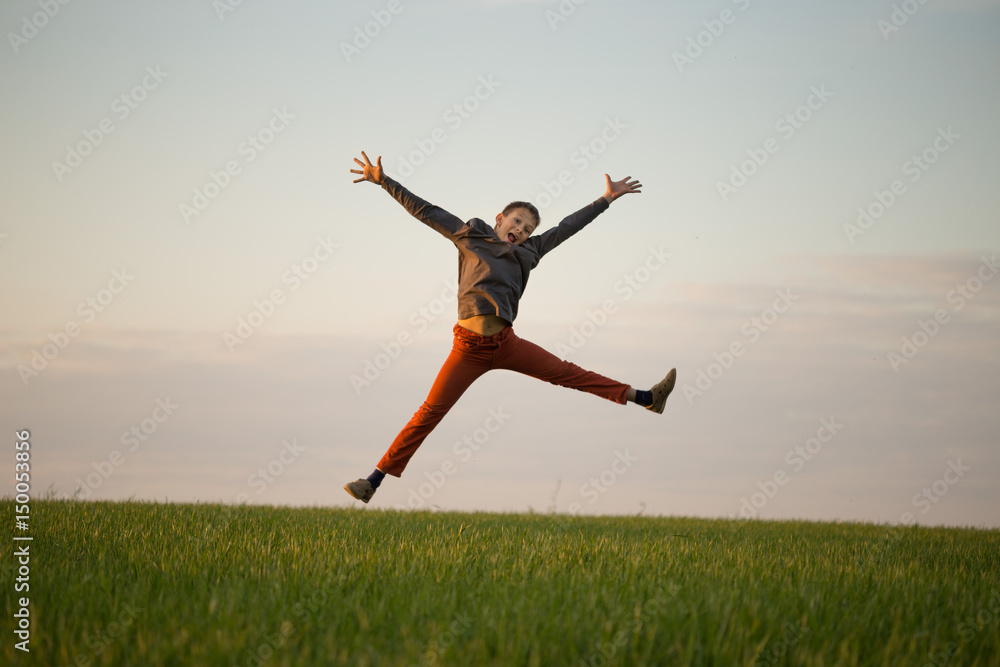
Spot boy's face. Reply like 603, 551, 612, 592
494, 207, 538, 246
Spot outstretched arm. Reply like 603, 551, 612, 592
350, 151, 467, 240
526, 173, 642, 257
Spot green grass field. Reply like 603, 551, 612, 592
2, 499, 999, 666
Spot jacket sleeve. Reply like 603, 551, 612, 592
380, 176, 467, 241
524, 198, 610, 258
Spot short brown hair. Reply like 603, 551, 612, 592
501, 201, 540, 226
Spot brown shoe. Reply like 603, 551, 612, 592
646, 368, 676, 414
344, 479, 374, 503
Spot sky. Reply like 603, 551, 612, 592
1, 0, 998, 528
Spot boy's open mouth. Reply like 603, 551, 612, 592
507, 233, 517, 243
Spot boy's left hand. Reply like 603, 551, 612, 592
603, 175, 642, 203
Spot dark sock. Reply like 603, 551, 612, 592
634, 389, 653, 406
366, 469, 386, 489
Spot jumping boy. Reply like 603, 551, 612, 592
344, 151, 675, 503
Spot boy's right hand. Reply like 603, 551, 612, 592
351, 151, 384, 185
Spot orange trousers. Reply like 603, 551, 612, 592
377, 324, 630, 476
